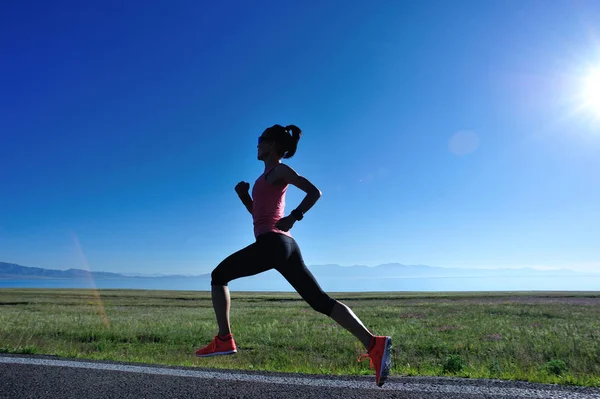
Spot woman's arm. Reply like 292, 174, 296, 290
269, 164, 322, 220
235, 181, 253, 214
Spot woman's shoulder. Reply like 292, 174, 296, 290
265, 163, 293, 184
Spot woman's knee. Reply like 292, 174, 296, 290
210, 268, 229, 286
309, 295, 337, 316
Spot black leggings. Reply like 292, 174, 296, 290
211, 232, 337, 316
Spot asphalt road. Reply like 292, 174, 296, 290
1, 355, 599, 399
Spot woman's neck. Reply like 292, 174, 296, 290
263, 157, 281, 171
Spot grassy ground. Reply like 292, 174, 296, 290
0, 289, 599, 387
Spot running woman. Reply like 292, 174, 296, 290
195, 124, 393, 386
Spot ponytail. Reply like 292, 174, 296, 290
283, 124, 302, 159
261, 124, 302, 159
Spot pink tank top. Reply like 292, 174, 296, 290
252, 164, 292, 238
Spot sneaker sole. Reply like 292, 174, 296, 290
195, 349, 237, 358
377, 337, 393, 387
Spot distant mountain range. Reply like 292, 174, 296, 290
0, 262, 203, 279
3, 261, 599, 292
0, 261, 593, 280
0, 262, 126, 279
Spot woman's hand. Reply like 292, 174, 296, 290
275, 216, 295, 232
235, 181, 250, 196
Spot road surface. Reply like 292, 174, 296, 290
1, 355, 599, 398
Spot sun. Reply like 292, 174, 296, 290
581, 67, 600, 119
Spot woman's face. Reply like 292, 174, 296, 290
257, 136, 273, 160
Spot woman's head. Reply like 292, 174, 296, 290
257, 124, 302, 161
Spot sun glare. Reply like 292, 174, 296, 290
581, 67, 600, 119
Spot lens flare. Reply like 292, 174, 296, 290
581, 68, 600, 118
72, 233, 110, 328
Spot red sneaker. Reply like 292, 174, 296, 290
195, 335, 237, 357
358, 336, 392, 386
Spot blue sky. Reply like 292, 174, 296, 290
1, 0, 600, 275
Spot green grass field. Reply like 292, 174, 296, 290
0, 289, 599, 387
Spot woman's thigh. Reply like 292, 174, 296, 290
210, 233, 284, 286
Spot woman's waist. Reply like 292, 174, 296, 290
255, 230, 294, 242
252, 211, 285, 225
